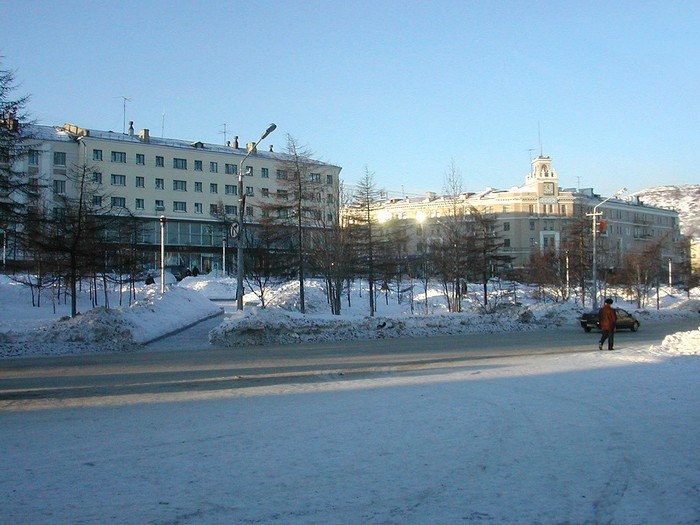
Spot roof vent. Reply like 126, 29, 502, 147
139, 129, 150, 142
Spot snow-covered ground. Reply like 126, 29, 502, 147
1, 273, 699, 524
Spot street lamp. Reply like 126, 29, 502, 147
159, 215, 167, 294
236, 123, 277, 310
588, 187, 626, 310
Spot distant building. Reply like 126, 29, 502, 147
352, 155, 684, 276
6, 122, 341, 273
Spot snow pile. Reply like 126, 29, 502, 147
178, 274, 237, 300
652, 328, 700, 356
0, 281, 222, 358
210, 305, 551, 348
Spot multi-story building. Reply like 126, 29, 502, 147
8, 121, 342, 273
366, 155, 684, 274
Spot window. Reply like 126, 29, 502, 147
210, 161, 218, 173
92, 149, 102, 161
173, 180, 187, 191
210, 183, 218, 194
503, 222, 510, 231
245, 166, 253, 176
225, 163, 236, 175
194, 160, 203, 171
111, 196, 126, 208
155, 178, 164, 190
246, 206, 254, 217
194, 202, 203, 214
209, 204, 218, 215
53, 152, 67, 166
276, 170, 287, 180
135, 176, 145, 188
277, 208, 289, 219
529, 220, 535, 230
225, 205, 237, 215
111, 174, 126, 186
136, 153, 145, 165
503, 238, 511, 248
327, 193, 334, 203
29, 149, 40, 165
225, 185, 237, 195
261, 188, 269, 197
173, 158, 187, 170
245, 186, 254, 196
261, 167, 269, 178
277, 189, 288, 200
326, 174, 333, 185
111, 151, 126, 163
155, 199, 165, 210
310, 173, 321, 183
135, 198, 144, 210
93, 196, 102, 207
194, 181, 203, 192
92, 172, 102, 184
52, 179, 66, 194
156, 156, 164, 167
173, 201, 187, 212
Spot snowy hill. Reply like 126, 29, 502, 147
631, 184, 700, 238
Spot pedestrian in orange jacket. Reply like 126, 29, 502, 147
598, 298, 617, 350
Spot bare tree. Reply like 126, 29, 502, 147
258, 134, 331, 313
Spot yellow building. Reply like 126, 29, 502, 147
365, 155, 682, 272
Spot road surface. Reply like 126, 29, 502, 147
1, 313, 696, 410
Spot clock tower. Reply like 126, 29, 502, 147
526, 155, 558, 197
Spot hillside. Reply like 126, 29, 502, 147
632, 185, 700, 238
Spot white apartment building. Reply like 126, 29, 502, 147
11, 122, 342, 273
366, 155, 683, 274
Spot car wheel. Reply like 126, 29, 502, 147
583, 326, 591, 333
631, 321, 639, 332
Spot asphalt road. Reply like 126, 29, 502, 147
1, 313, 697, 410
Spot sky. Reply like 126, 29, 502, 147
3, 0, 699, 198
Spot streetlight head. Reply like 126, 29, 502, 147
261, 123, 277, 140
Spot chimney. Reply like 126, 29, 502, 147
226, 141, 231, 147
233, 135, 239, 149
269, 144, 274, 152
139, 129, 150, 142
128, 121, 134, 136
246, 142, 256, 154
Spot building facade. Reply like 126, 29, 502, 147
367, 155, 683, 275
9, 122, 342, 273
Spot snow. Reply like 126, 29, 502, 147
1, 274, 699, 524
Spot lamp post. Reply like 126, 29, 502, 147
236, 123, 277, 310
565, 249, 570, 300
159, 215, 167, 294
588, 187, 626, 310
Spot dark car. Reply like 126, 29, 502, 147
164, 265, 188, 281
579, 308, 640, 332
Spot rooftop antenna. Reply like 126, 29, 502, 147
161, 112, 165, 138
119, 96, 132, 134
219, 123, 228, 145
527, 148, 535, 162
538, 121, 543, 157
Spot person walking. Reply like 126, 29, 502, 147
598, 298, 617, 350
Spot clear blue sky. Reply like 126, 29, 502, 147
3, 0, 699, 198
